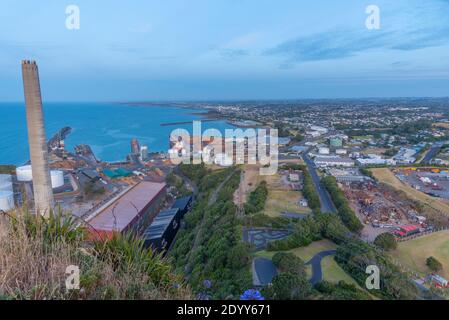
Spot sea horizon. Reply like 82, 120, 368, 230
0, 102, 235, 166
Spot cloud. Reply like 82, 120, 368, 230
265, 29, 393, 63
266, 25, 449, 65
219, 49, 249, 60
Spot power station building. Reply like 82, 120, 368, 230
21, 60, 54, 216
142, 208, 182, 252
88, 181, 167, 240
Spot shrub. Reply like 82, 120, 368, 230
374, 233, 397, 251
262, 273, 312, 300
272, 252, 306, 277
244, 181, 268, 214
0, 208, 191, 300
426, 256, 443, 273
322, 176, 363, 233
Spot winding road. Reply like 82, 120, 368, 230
306, 250, 337, 285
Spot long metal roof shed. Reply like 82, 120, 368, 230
142, 208, 180, 240
89, 181, 166, 235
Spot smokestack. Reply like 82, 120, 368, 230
21, 60, 54, 216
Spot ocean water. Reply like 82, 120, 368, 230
0, 102, 234, 165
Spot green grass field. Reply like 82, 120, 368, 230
391, 230, 449, 278
263, 173, 312, 217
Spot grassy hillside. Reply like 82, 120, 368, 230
0, 209, 191, 300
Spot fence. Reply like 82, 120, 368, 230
396, 226, 449, 243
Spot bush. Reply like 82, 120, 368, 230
374, 233, 397, 251
314, 281, 372, 300
426, 256, 443, 272
302, 170, 320, 211
335, 239, 420, 300
322, 176, 363, 233
170, 167, 252, 299
0, 208, 191, 300
272, 252, 306, 277
244, 181, 268, 214
267, 213, 350, 251
262, 273, 312, 300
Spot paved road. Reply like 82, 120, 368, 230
421, 145, 441, 164
302, 154, 337, 213
306, 250, 337, 285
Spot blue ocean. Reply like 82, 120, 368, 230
0, 102, 234, 165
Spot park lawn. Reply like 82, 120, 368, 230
263, 173, 312, 217
370, 168, 449, 213
289, 239, 337, 261
264, 190, 312, 217
390, 230, 449, 279
254, 240, 336, 262
320, 256, 360, 286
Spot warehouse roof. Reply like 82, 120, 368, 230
89, 181, 166, 233
172, 195, 192, 211
143, 208, 180, 240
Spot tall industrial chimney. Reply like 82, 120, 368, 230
21, 60, 54, 216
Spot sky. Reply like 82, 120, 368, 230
0, 0, 448, 101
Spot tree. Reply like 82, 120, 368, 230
272, 252, 306, 277
374, 233, 397, 251
426, 256, 443, 273
263, 273, 312, 300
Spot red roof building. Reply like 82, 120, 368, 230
88, 181, 166, 240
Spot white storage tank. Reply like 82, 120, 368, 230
0, 174, 12, 184
0, 174, 13, 193
214, 153, 233, 167
0, 181, 13, 193
16, 165, 33, 181
0, 191, 14, 211
50, 170, 64, 188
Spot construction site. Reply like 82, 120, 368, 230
340, 180, 430, 241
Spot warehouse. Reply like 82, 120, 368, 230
171, 195, 193, 217
88, 181, 166, 240
142, 208, 182, 252
314, 156, 355, 168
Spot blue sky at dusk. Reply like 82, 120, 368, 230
1, 0, 448, 101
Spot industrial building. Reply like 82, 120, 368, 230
87, 181, 166, 240
329, 137, 343, 148
314, 156, 355, 168
142, 208, 182, 252
356, 155, 396, 166
171, 195, 193, 217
